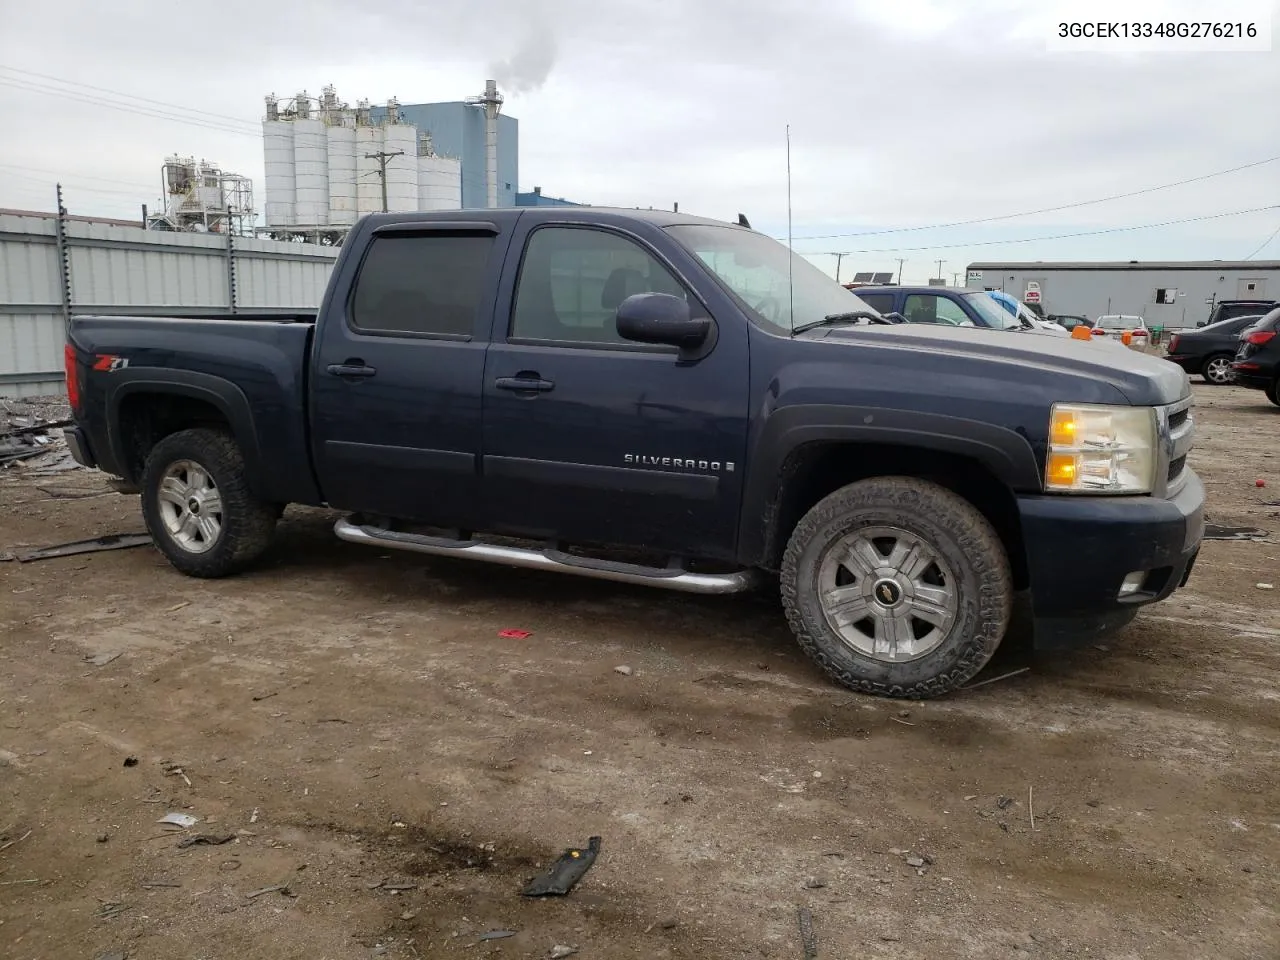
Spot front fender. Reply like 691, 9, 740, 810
737, 403, 1042, 565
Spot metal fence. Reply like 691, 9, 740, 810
0, 201, 338, 398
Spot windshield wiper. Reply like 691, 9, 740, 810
792, 311, 886, 336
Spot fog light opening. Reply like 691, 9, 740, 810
1119, 571, 1147, 597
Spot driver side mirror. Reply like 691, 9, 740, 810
1196, 321, 1207, 327
616, 293, 710, 349
882, 311, 908, 324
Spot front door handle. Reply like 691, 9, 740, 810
495, 376, 555, 393
327, 362, 377, 379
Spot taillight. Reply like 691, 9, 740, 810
64, 343, 81, 411
1168, 335, 1180, 353
1245, 331, 1276, 346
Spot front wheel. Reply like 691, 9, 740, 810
1201, 354, 1234, 385
141, 428, 277, 578
780, 477, 1012, 699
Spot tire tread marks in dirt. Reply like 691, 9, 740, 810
780, 475, 1012, 699
141, 427, 277, 578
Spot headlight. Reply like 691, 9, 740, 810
1045, 403, 1157, 494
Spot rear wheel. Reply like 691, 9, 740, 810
780, 477, 1012, 699
1201, 354, 1235, 385
1268, 379, 1280, 407
141, 428, 277, 578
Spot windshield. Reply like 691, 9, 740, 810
666, 224, 877, 334
960, 292, 1021, 330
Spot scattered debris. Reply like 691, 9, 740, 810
246, 884, 293, 899
522, 836, 602, 897
890, 716, 914, 726
0, 830, 32, 852
1257, 479, 1267, 488
157, 813, 199, 828
499, 629, 532, 639
97, 833, 110, 843
906, 856, 926, 868
0, 878, 41, 885
83, 652, 122, 667
997, 796, 1014, 810
660, 918, 679, 930
250, 808, 259, 824
382, 882, 419, 892
96, 901, 131, 920
219, 860, 242, 872
797, 906, 818, 960
963, 666, 1032, 690
177, 834, 236, 849
614, 665, 634, 676
1029, 786, 1036, 831
252, 692, 278, 702
550, 947, 578, 959
140, 880, 182, 889
7, 533, 151, 563
400, 910, 418, 921
964, 795, 978, 801
123, 756, 139, 768
478, 931, 517, 942
165, 601, 190, 613
1204, 523, 1270, 541
1086, 800, 1101, 808
164, 764, 193, 787
1258, 583, 1275, 590
803, 876, 827, 889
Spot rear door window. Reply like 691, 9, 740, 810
350, 234, 495, 337
855, 292, 895, 314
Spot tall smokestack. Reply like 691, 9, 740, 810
483, 80, 501, 208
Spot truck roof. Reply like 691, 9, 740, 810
357, 207, 748, 230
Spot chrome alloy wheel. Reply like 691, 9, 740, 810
157, 459, 223, 554
816, 526, 958, 662
1204, 356, 1234, 384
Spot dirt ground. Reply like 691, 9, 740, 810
2, 383, 1278, 960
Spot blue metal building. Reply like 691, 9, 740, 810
369, 101, 519, 209
515, 187, 585, 207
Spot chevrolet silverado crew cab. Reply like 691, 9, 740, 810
64, 208, 1204, 699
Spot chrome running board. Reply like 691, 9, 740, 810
333, 517, 756, 595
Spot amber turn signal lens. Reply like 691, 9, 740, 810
1047, 453, 1078, 486
1049, 411, 1078, 448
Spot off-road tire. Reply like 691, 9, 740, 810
1200, 354, 1234, 386
141, 428, 277, 578
780, 476, 1012, 699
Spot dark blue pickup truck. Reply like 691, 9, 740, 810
64, 208, 1204, 698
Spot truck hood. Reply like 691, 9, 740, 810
807, 323, 1189, 407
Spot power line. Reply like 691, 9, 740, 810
1244, 221, 1280, 260
799, 204, 1279, 255
788, 155, 1280, 241
0, 162, 155, 191
0, 64, 262, 128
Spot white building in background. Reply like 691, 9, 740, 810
262, 85, 463, 239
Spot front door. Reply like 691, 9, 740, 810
480, 223, 750, 561
310, 222, 507, 526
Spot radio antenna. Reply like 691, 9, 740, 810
786, 124, 794, 330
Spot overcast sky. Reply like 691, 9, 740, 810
1, 0, 1277, 282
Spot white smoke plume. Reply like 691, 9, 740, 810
489, 21, 558, 95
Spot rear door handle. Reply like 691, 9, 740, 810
327, 362, 377, 379
495, 376, 555, 393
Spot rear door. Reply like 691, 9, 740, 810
479, 220, 750, 560
310, 217, 515, 525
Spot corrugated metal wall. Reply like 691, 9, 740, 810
0, 212, 338, 397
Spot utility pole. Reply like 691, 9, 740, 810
364, 150, 404, 212
952, 271, 960, 287
935, 259, 946, 282
823, 252, 850, 283
895, 258, 905, 285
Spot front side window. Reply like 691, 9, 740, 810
959, 293, 1021, 330
902, 294, 969, 325
510, 227, 688, 345
350, 234, 493, 336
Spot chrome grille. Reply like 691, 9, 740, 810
1157, 396, 1194, 497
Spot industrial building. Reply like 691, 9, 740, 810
145, 155, 255, 234
965, 260, 1280, 328
515, 187, 584, 207
262, 85, 471, 240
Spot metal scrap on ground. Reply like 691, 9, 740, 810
521, 836, 602, 897
5, 532, 152, 563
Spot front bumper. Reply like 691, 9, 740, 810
1017, 469, 1204, 648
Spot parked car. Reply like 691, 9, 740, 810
1202, 298, 1278, 328
987, 290, 1069, 336
1164, 314, 1265, 384
1048, 314, 1092, 332
63, 207, 1203, 700
1092, 315, 1150, 347
851, 285, 1022, 330
1231, 306, 1280, 406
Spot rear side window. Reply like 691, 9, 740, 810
351, 234, 494, 337
856, 292, 895, 314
